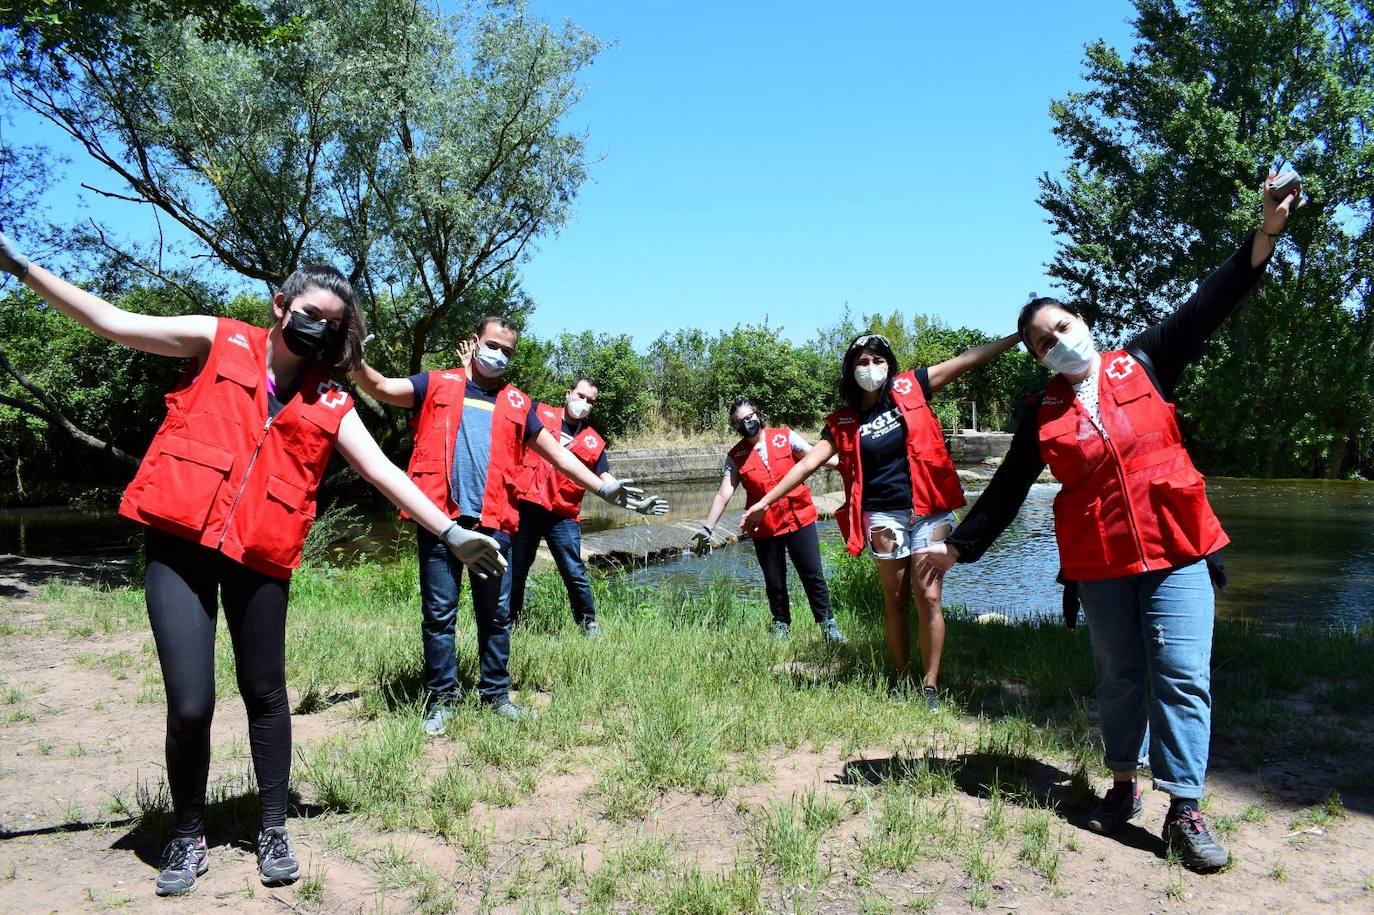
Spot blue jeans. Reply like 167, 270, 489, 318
509, 501, 596, 625
1076, 559, 1214, 798
417, 525, 514, 706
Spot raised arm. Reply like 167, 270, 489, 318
334, 409, 504, 576
2, 234, 213, 359
738, 437, 834, 530
349, 361, 417, 409
926, 333, 1020, 393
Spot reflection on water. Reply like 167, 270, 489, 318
2, 475, 1371, 628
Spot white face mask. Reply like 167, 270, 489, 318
473, 345, 510, 378
854, 363, 888, 392
565, 395, 592, 420
1040, 321, 1097, 376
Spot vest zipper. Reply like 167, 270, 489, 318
218, 415, 275, 549
1095, 408, 1148, 570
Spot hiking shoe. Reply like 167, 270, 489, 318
769, 621, 791, 641
256, 826, 300, 886
1162, 805, 1230, 872
155, 836, 208, 896
820, 619, 848, 644
580, 619, 603, 639
923, 685, 941, 712
1087, 781, 1142, 835
422, 700, 458, 736
488, 699, 534, 721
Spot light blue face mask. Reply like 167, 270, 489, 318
1041, 321, 1097, 376
473, 345, 510, 377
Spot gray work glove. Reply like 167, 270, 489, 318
440, 522, 506, 578
690, 524, 714, 557
0, 232, 30, 280
635, 495, 669, 516
597, 477, 646, 510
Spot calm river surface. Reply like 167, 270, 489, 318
3, 474, 1371, 628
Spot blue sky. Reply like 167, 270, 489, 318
12, 1, 1139, 347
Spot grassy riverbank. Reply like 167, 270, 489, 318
2, 552, 1372, 912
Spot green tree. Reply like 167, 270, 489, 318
1040, 0, 1374, 477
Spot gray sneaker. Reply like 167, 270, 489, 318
488, 699, 534, 721
923, 685, 941, 712
580, 619, 603, 639
155, 836, 208, 896
256, 826, 301, 886
820, 619, 847, 644
1163, 805, 1230, 872
422, 701, 457, 736
769, 621, 791, 641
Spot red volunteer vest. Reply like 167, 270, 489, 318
517, 403, 607, 522
404, 368, 529, 535
826, 369, 966, 556
728, 427, 818, 539
1038, 350, 1229, 581
119, 319, 352, 579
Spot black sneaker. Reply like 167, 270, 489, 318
155, 836, 208, 896
256, 826, 301, 886
1162, 805, 1230, 872
923, 685, 941, 712
1087, 781, 1142, 835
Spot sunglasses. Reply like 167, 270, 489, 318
850, 333, 891, 351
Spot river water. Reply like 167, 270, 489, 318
3, 474, 1371, 628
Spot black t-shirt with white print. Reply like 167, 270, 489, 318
823, 368, 933, 514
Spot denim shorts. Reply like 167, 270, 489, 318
862, 509, 957, 561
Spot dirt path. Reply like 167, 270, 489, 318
1, 588, 1371, 913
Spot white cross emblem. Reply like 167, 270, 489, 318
1105, 355, 1136, 380
771, 433, 787, 448
892, 377, 913, 396
582, 434, 597, 449
506, 389, 526, 409
317, 380, 348, 409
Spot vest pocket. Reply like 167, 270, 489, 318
138, 434, 235, 532
913, 446, 962, 506
1054, 495, 1110, 571
243, 473, 316, 569
1148, 470, 1210, 557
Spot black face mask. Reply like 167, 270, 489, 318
282, 309, 334, 360
737, 418, 761, 438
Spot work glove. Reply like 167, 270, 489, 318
597, 477, 645, 509
634, 495, 669, 516
440, 522, 506, 578
690, 525, 714, 556
0, 232, 30, 280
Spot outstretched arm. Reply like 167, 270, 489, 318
531, 429, 668, 514
702, 471, 740, 531
739, 437, 834, 530
926, 333, 1020, 393
2, 234, 213, 359
349, 361, 417, 409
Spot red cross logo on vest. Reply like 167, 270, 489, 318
892, 377, 913, 396
1105, 354, 1136, 381
771, 433, 787, 448
584, 434, 597, 449
506, 389, 526, 410
317, 380, 348, 409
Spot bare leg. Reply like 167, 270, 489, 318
871, 526, 913, 683
911, 558, 945, 688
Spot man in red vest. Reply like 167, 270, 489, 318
352, 319, 666, 730
509, 377, 658, 637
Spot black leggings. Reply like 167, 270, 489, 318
144, 528, 291, 838
751, 522, 834, 625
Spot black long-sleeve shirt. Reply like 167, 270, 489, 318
945, 232, 1271, 564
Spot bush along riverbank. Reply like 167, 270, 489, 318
1, 552, 1372, 912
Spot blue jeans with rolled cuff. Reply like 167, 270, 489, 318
1076, 558, 1214, 798
509, 501, 597, 626
417, 524, 515, 706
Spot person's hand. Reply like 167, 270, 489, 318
0, 232, 30, 280
597, 477, 646, 510
457, 338, 475, 370
690, 525, 714, 556
634, 495, 669, 516
913, 541, 961, 575
440, 522, 506, 578
1261, 169, 1302, 236
740, 503, 767, 532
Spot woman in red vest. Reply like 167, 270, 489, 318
695, 397, 846, 643
0, 235, 504, 898
914, 174, 1301, 872
741, 333, 1017, 709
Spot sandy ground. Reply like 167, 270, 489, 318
1, 563, 1371, 913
